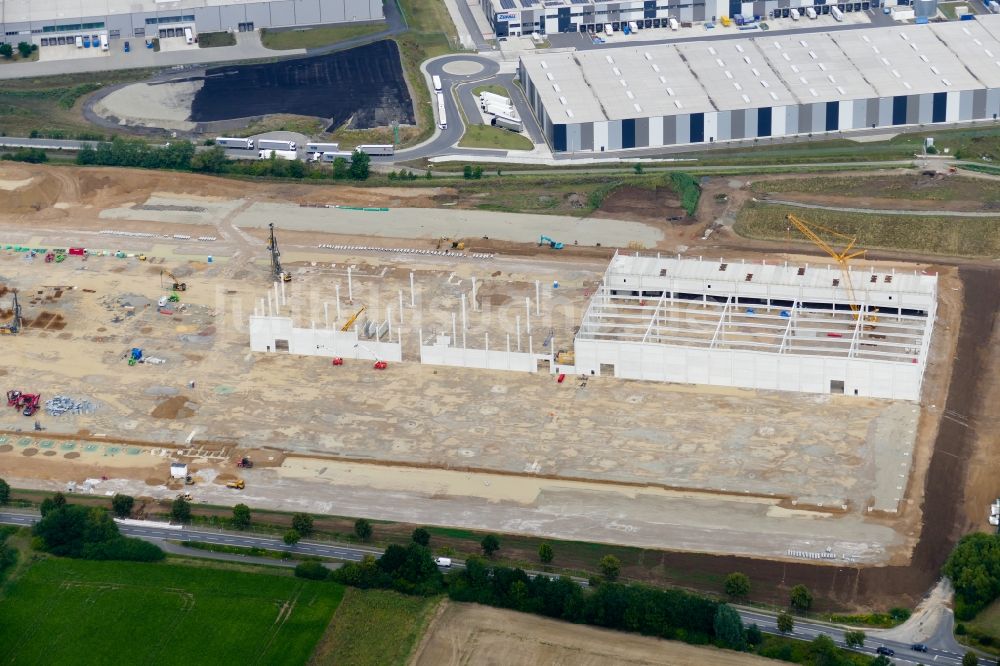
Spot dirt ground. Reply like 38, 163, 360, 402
410, 601, 776, 666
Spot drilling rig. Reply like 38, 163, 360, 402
268, 222, 291, 283
0, 290, 22, 335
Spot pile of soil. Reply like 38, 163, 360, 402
593, 186, 686, 224
151, 395, 197, 419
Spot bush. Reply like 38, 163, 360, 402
231, 503, 251, 530
538, 543, 554, 564
0, 478, 9, 505
713, 604, 746, 650
790, 584, 813, 611
354, 518, 372, 541
1, 148, 47, 164
669, 172, 701, 216
411, 527, 430, 547
16, 42, 32, 58
0, 43, 12, 59
171, 496, 191, 523
111, 494, 134, 518
724, 572, 750, 598
599, 555, 621, 582
776, 611, 793, 633
294, 560, 329, 581
283, 530, 300, 546
33, 504, 163, 561
291, 513, 314, 537
481, 534, 500, 558
745, 623, 763, 646
945, 533, 1000, 619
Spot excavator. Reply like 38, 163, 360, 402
164, 270, 187, 292
786, 214, 878, 323
341, 306, 366, 332
539, 235, 564, 250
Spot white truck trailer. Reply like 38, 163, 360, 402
306, 142, 340, 154
491, 116, 523, 132
258, 149, 298, 161
216, 137, 254, 150
356, 144, 395, 156
318, 151, 354, 162
258, 139, 297, 151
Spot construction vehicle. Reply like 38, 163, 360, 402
164, 271, 187, 291
177, 492, 193, 501
341, 306, 366, 332
237, 456, 254, 469
268, 223, 291, 282
0, 291, 22, 335
168, 291, 181, 303
539, 235, 564, 250
226, 479, 245, 490
436, 237, 465, 250
373, 360, 388, 370
6, 391, 40, 416
786, 214, 878, 322
184, 475, 195, 485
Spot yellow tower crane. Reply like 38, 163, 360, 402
785, 214, 878, 323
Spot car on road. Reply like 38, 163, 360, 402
876, 646, 895, 656
910, 643, 928, 652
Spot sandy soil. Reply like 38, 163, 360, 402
410, 601, 777, 666
93, 81, 202, 130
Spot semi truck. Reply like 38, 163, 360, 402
216, 137, 254, 150
436, 92, 448, 130
356, 144, 394, 156
258, 139, 297, 151
306, 142, 340, 154
258, 149, 298, 161
483, 101, 520, 120
491, 116, 523, 132
317, 151, 354, 162
479, 91, 512, 106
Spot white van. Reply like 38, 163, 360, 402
75, 35, 83, 48
184, 27, 194, 45
604, 24, 614, 36
434, 557, 452, 568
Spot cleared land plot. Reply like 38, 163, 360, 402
735, 202, 1000, 257
197, 31, 236, 48
0, 558, 344, 665
458, 124, 533, 150
412, 601, 776, 666
310, 588, 440, 665
261, 23, 387, 50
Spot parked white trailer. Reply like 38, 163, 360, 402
831, 6, 844, 20
318, 151, 354, 162
491, 116, 523, 132
436, 91, 448, 130
356, 144, 395, 156
184, 27, 194, 44
432, 74, 442, 92
258, 149, 298, 161
306, 142, 340, 154
216, 137, 254, 150
258, 139, 297, 151
628, 21, 638, 32
100, 34, 109, 51
790, 8, 800, 19
75, 35, 83, 48
483, 101, 520, 120
604, 24, 614, 36
479, 91, 512, 106
669, 17, 679, 30
805, 7, 817, 18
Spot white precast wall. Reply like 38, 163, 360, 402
574, 340, 925, 400
249, 316, 402, 361
420, 344, 549, 372
574, 253, 937, 402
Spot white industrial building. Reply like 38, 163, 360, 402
0, 0, 383, 44
573, 253, 937, 401
520, 17, 1000, 152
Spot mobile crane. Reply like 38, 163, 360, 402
341, 306, 366, 332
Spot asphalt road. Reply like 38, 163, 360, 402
0, 510, 985, 664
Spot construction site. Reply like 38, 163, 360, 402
0, 161, 996, 607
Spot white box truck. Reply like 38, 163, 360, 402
669, 18, 680, 30
258, 149, 298, 161
805, 7, 817, 18
216, 137, 254, 150
831, 6, 844, 20
258, 139, 296, 151
790, 8, 800, 19
184, 27, 194, 45
306, 142, 340, 154
604, 24, 614, 36
100, 34, 109, 51
628, 21, 638, 32
75, 35, 83, 48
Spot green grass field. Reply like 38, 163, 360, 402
0, 558, 344, 665
472, 84, 508, 97
735, 202, 1000, 257
261, 23, 387, 50
196, 31, 237, 48
969, 598, 1000, 639
750, 174, 1000, 204
459, 124, 533, 150
309, 588, 440, 665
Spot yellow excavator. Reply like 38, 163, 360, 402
786, 214, 878, 323
341, 306, 366, 332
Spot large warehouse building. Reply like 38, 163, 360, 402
573, 253, 937, 401
0, 0, 383, 42
519, 17, 1000, 152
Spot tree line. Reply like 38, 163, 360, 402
75, 137, 371, 181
